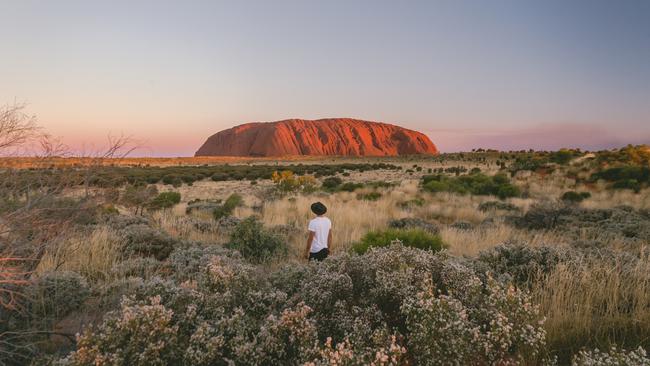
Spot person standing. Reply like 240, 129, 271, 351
305, 202, 332, 261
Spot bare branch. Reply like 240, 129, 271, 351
0, 103, 40, 153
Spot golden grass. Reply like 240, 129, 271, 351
35, 227, 124, 282
533, 248, 650, 354
441, 223, 569, 257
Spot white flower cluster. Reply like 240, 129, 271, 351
572, 346, 649, 366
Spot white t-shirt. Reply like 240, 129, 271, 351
308, 216, 332, 253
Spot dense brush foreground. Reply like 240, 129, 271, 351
2, 145, 650, 365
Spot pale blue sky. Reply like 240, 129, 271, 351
1, 0, 649, 155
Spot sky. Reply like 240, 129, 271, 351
1, 0, 649, 156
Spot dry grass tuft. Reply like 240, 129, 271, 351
36, 226, 124, 282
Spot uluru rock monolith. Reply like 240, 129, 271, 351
195, 118, 438, 157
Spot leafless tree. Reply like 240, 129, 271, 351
0, 103, 140, 363
0, 103, 39, 153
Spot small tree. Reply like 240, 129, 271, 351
121, 185, 158, 215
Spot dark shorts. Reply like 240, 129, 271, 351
309, 248, 329, 262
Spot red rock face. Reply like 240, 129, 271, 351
195, 118, 438, 157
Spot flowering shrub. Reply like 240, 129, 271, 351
59, 245, 550, 365
572, 346, 649, 366
477, 243, 565, 286
403, 278, 546, 365
272, 170, 317, 193
60, 296, 179, 366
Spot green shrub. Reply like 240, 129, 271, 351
321, 176, 343, 190
226, 217, 287, 263
162, 174, 182, 187
356, 191, 382, 201
26, 271, 89, 322
149, 191, 181, 210
478, 201, 520, 212
421, 173, 520, 199
338, 182, 364, 192
351, 228, 445, 254
121, 224, 177, 260
213, 193, 243, 220
612, 179, 642, 193
561, 191, 591, 203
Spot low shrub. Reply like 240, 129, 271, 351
476, 243, 565, 286
356, 191, 382, 201
121, 224, 177, 260
478, 200, 520, 212
561, 191, 591, 203
26, 271, 90, 323
60, 295, 179, 365
321, 176, 343, 190
338, 182, 364, 192
351, 229, 445, 254
213, 193, 243, 220
58, 245, 549, 365
111, 257, 166, 279
571, 346, 649, 365
422, 173, 520, 199
225, 217, 288, 263
148, 191, 181, 210
272, 170, 317, 193
397, 197, 426, 209
388, 217, 439, 234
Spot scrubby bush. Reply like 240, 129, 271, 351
356, 191, 382, 201
226, 217, 287, 263
272, 170, 317, 193
213, 193, 243, 220
476, 243, 565, 285
422, 173, 520, 199
186, 199, 221, 214
338, 182, 364, 192
561, 191, 591, 203
148, 191, 181, 210
321, 176, 343, 190
590, 165, 649, 192
478, 200, 520, 212
26, 271, 90, 323
397, 197, 426, 209
111, 257, 166, 279
351, 229, 445, 254
388, 217, 439, 234
403, 278, 546, 365
58, 245, 549, 365
168, 245, 235, 281
121, 224, 177, 260
60, 296, 179, 366
121, 184, 158, 215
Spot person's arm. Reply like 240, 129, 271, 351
305, 231, 315, 260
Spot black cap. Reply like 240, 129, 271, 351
311, 202, 327, 215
